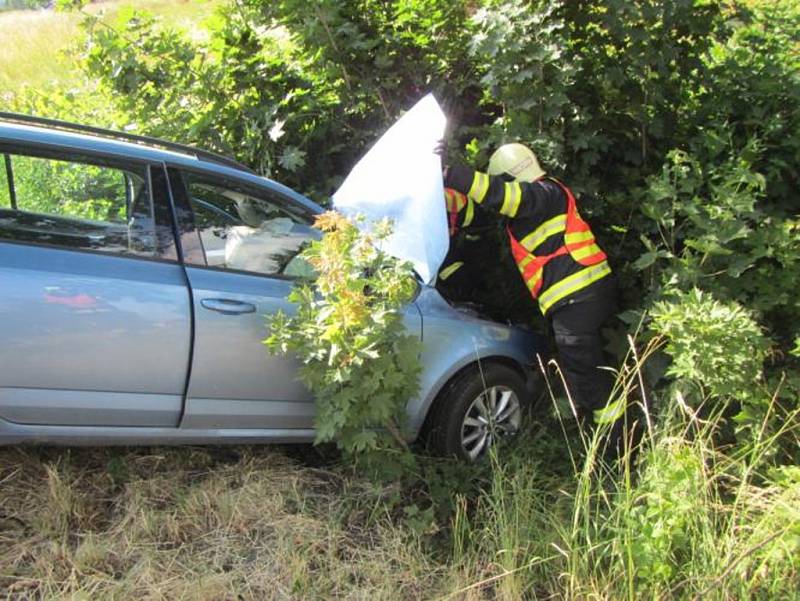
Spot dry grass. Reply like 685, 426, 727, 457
0, 445, 446, 600
0, 0, 224, 94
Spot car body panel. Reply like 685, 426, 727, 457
0, 419, 316, 445
0, 242, 191, 427
181, 267, 316, 430
181, 263, 424, 430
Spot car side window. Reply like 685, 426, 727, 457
181, 171, 318, 278
0, 150, 157, 257
0, 156, 10, 207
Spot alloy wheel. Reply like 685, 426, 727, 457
460, 385, 522, 460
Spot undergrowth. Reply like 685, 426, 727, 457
447, 351, 800, 600
3, 346, 797, 600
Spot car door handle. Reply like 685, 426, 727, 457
200, 298, 257, 315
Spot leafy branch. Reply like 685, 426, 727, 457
265, 212, 422, 470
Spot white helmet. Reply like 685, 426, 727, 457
487, 143, 545, 183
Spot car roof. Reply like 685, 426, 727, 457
0, 115, 323, 214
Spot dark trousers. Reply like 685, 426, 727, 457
548, 294, 617, 416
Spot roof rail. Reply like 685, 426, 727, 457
0, 112, 258, 175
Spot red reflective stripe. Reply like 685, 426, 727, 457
577, 250, 607, 264
509, 226, 571, 299
552, 180, 606, 266
509, 229, 529, 262
560, 181, 588, 235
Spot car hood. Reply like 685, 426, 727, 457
332, 94, 449, 284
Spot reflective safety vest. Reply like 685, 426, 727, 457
508, 179, 611, 315
445, 188, 474, 237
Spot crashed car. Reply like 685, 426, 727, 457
0, 111, 546, 460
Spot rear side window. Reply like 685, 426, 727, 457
0, 150, 157, 257
179, 171, 318, 278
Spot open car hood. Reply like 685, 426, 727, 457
332, 94, 448, 284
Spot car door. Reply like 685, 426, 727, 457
0, 146, 191, 427
167, 167, 319, 430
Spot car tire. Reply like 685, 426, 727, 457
425, 362, 529, 461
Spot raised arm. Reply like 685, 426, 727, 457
444, 164, 548, 219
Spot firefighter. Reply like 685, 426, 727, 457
439, 143, 619, 424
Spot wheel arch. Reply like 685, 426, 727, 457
415, 354, 530, 441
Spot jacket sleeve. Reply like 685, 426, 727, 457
444, 187, 475, 235
444, 163, 548, 219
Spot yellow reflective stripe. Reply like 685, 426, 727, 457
520, 214, 566, 252
571, 243, 603, 262
463, 197, 475, 227
439, 261, 464, 281
594, 396, 626, 424
525, 270, 543, 291
500, 182, 522, 217
564, 230, 594, 244
538, 261, 612, 314
468, 172, 490, 204
517, 254, 534, 270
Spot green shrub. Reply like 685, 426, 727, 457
74, 0, 478, 203
264, 213, 421, 473
60, 0, 800, 353
627, 436, 708, 584
650, 288, 767, 405
75, 5, 343, 200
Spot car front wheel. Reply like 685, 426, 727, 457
425, 363, 528, 461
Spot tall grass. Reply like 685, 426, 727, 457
444, 340, 800, 600
1, 338, 796, 599
1, 367, 797, 598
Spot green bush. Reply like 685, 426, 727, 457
74, 0, 478, 202
650, 287, 767, 403
64, 0, 800, 350
264, 212, 421, 473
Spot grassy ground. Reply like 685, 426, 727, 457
0, 0, 224, 94
2, 397, 797, 600
0, 445, 447, 599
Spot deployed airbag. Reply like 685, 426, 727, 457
332, 94, 448, 283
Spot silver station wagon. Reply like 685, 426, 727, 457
0, 113, 545, 460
